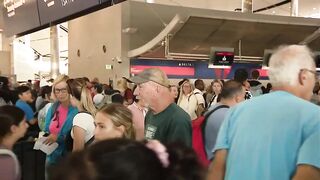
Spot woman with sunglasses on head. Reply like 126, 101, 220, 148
0, 105, 29, 180
44, 75, 78, 166
67, 78, 96, 152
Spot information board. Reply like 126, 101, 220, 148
2, 0, 40, 36
37, 0, 101, 25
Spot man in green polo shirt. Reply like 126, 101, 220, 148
130, 68, 192, 147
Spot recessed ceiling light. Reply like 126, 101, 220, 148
313, 8, 317, 10
272, 11, 276, 14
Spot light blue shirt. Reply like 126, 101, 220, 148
214, 91, 320, 180
16, 99, 34, 121
204, 103, 229, 160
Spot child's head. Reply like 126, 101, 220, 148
0, 105, 28, 144
16, 85, 33, 103
94, 103, 135, 141
49, 139, 205, 180
169, 85, 179, 99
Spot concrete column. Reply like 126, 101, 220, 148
0, 33, 2, 51
242, 0, 253, 13
50, 25, 60, 79
291, 0, 299, 16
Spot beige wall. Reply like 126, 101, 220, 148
2, 35, 12, 52
68, 3, 130, 84
0, 51, 11, 76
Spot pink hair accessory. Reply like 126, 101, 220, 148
146, 140, 169, 168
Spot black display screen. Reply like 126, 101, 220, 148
213, 51, 234, 66
37, 0, 101, 25
2, 0, 40, 36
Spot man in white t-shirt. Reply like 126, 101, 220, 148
193, 79, 206, 117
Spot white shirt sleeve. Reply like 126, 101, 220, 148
72, 113, 95, 142
73, 113, 91, 131
195, 93, 205, 105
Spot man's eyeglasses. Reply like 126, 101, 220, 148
54, 88, 68, 94
300, 69, 319, 81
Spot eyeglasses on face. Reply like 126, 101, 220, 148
54, 88, 68, 94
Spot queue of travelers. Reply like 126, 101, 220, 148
0, 44, 319, 180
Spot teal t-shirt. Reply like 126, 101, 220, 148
145, 103, 192, 147
214, 91, 320, 180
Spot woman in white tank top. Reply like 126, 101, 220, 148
68, 79, 97, 152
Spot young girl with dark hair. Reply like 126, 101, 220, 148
0, 76, 16, 106
0, 105, 29, 180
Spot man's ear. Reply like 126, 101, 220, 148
10, 125, 17, 134
235, 94, 241, 103
298, 70, 307, 85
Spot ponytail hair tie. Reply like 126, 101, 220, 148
146, 140, 169, 168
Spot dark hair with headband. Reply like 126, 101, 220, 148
49, 139, 205, 180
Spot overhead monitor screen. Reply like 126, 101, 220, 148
209, 47, 234, 68
37, 0, 101, 25
2, 0, 40, 36
213, 51, 234, 66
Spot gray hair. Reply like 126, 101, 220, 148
268, 45, 315, 87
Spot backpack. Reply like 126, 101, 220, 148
0, 149, 20, 178
192, 105, 229, 167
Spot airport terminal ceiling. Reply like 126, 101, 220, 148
127, 1, 320, 59
0, 0, 320, 60
168, 16, 320, 56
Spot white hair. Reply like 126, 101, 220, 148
268, 45, 315, 87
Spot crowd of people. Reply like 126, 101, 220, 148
0, 44, 319, 180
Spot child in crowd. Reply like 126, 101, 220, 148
0, 105, 29, 180
37, 85, 53, 131
169, 85, 179, 103
15, 85, 37, 125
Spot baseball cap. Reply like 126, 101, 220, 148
129, 68, 170, 88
